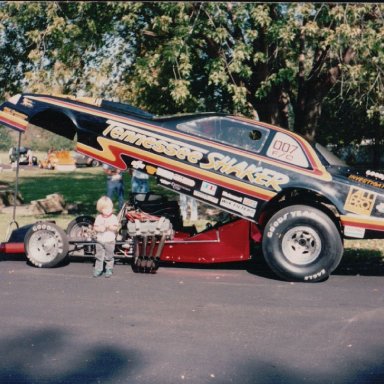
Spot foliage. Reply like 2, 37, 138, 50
2, 125, 75, 151
0, 2, 383, 145
0, 127, 13, 150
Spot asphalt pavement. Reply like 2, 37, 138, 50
0, 255, 383, 384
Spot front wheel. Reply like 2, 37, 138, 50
262, 205, 343, 282
24, 222, 69, 268
66, 216, 95, 238
66, 216, 95, 255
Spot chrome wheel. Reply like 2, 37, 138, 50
281, 226, 321, 265
28, 229, 65, 264
25, 222, 69, 268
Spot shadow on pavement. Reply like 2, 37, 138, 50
334, 248, 384, 276
0, 328, 140, 384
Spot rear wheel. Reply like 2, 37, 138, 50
24, 222, 69, 268
262, 205, 343, 282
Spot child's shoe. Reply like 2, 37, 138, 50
93, 269, 103, 277
105, 269, 113, 278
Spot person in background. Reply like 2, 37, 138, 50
26, 148, 33, 166
179, 194, 198, 222
131, 169, 149, 194
103, 163, 125, 210
93, 196, 118, 278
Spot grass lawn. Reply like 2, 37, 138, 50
1, 153, 383, 274
0, 162, 175, 242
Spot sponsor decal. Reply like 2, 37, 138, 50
201, 181, 217, 196
171, 182, 191, 193
156, 167, 195, 187
243, 197, 258, 208
159, 178, 172, 186
348, 174, 384, 189
267, 132, 309, 167
78, 137, 277, 201
376, 203, 384, 214
173, 173, 195, 187
21, 97, 34, 108
199, 152, 289, 192
103, 120, 289, 193
103, 120, 205, 164
344, 187, 377, 215
344, 225, 366, 239
222, 190, 242, 202
220, 197, 256, 218
366, 170, 384, 181
193, 190, 219, 204
146, 165, 157, 175
156, 167, 174, 180
131, 160, 146, 170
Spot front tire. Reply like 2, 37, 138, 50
262, 205, 343, 282
66, 216, 95, 238
24, 222, 69, 268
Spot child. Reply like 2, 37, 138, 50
93, 196, 119, 278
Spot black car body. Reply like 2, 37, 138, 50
1, 93, 383, 281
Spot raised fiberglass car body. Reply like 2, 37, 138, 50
1, 93, 384, 282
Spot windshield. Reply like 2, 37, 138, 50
315, 143, 347, 167
177, 117, 269, 153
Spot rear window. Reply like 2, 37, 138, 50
177, 117, 269, 153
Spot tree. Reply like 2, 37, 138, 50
0, 127, 12, 151
1, 2, 383, 144
0, 2, 142, 98
124, 3, 384, 142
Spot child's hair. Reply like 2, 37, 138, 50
96, 196, 114, 213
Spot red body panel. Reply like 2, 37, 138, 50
161, 219, 253, 263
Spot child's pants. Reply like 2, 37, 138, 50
95, 242, 115, 271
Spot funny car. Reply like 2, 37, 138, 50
1, 93, 384, 282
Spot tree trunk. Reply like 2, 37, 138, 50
252, 86, 289, 129
294, 48, 354, 142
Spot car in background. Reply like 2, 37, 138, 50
9, 146, 38, 165
71, 151, 100, 167
39, 150, 76, 171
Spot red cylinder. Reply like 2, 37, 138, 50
0, 242, 25, 254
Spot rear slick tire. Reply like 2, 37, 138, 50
262, 205, 343, 282
24, 222, 69, 268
